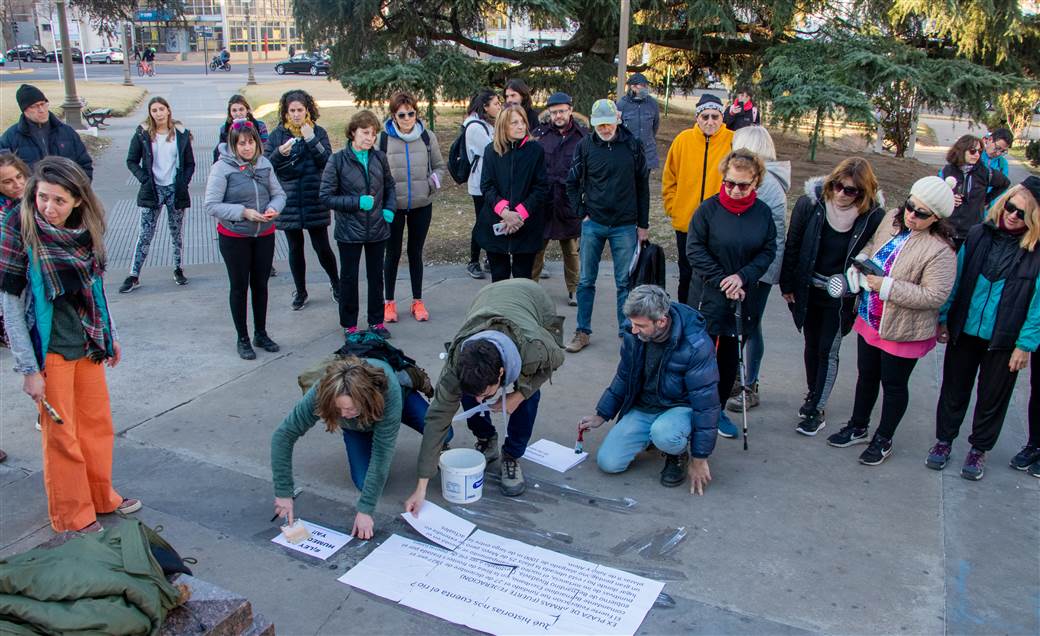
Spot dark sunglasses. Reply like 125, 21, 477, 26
230, 119, 255, 130
904, 198, 933, 220
699, 112, 721, 121
1004, 199, 1026, 221
966, 147, 982, 155
832, 182, 863, 198
396, 111, 416, 119
722, 179, 755, 192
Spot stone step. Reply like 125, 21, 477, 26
161, 574, 267, 636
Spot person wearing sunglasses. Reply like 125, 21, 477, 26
779, 158, 885, 436
687, 148, 776, 439
928, 176, 1040, 480
662, 93, 734, 307
378, 91, 446, 324
939, 134, 1010, 249
264, 90, 339, 313
827, 176, 958, 465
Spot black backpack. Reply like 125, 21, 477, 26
297, 331, 434, 397
629, 240, 666, 290
447, 120, 488, 184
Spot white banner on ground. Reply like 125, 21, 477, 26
270, 520, 351, 560
401, 501, 477, 550
339, 530, 663, 635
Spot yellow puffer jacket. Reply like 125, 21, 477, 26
661, 125, 734, 232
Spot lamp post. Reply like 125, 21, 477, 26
55, 0, 83, 128
243, 0, 256, 85
121, 20, 134, 86
615, 0, 630, 98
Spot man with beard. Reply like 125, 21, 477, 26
578, 285, 719, 493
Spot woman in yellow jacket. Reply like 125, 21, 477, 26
662, 94, 734, 306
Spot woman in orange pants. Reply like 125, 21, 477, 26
0, 157, 141, 533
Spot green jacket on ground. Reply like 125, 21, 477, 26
0, 519, 183, 635
271, 358, 402, 515
417, 279, 565, 478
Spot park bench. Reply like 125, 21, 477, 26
79, 99, 113, 128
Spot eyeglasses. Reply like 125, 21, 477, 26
722, 179, 755, 192
832, 182, 863, 198
1004, 199, 1026, 221
230, 119, 255, 130
395, 111, 416, 120
904, 199, 934, 220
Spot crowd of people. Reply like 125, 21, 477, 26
0, 78, 1037, 539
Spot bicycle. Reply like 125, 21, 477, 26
136, 60, 155, 77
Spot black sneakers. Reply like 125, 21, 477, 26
253, 332, 280, 352
173, 268, 188, 286
119, 276, 140, 293
291, 291, 308, 311
798, 391, 816, 418
660, 452, 688, 487
237, 337, 256, 360
1010, 445, 1040, 471
331, 284, 341, 304
858, 434, 893, 466
796, 410, 826, 436
466, 262, 485, 279
827, 423, 869, 448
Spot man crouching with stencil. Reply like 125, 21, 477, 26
579, 285, 719, 493
406, 279, 565, 510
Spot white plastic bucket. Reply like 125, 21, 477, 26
439, 448, 486, 504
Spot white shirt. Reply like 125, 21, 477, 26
151, 133, 179, 186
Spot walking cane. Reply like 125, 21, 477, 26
733, 299, 749, 451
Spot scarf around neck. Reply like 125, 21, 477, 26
825, 199, 859, 232
719, 188, 757, 215
284, 115, 314, 138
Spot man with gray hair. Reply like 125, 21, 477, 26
579, 285, 719, 493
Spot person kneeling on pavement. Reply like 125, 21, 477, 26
579, 285, 719, 494
405, 279, 565, 510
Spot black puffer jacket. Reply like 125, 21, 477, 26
319, 144, 396, 244
475, 137, 549, 254
0, 113, 93, 179
779, 177, 885, 332
264, 124, 332, 230
939, 162, 1010, 241
126, 125, 196, 210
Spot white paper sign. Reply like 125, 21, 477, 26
339, 529, 663, 635
522, 438, 589, 472
270, 519, 351, 560
401, 501, 477, 550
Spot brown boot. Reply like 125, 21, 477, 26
565, 331, 590, 353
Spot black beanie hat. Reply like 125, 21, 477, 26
16, 84, 47, 112
695, 93, 723, 114
1022, 176, 1040, 206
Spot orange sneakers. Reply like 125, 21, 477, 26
383, 300, 398, 323
411, 300, 430, 322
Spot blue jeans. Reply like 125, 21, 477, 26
576, 220, 637, 335
341, 391, 451, 489
461, 390, 541, 460
743, 283, 772, 384
596, 407, 693, 473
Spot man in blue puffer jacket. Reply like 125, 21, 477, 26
579, 285, 720, 493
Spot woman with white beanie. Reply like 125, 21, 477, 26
826, 176, 958, 466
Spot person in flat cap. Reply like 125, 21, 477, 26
929, 175, 1040, 481
0, 84, 93, 179
531, 92, 586, 300
617, 72, 660, 170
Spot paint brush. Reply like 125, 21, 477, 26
575, 425, 589, 454
41, 399, 64, 425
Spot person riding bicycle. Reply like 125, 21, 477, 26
143, 47, 155, 62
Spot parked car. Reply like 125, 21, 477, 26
274, 53, 328, 75
84, 47, 124, 64
0, 53, 5, 67
6, 44, 47, 62
44, 47, 83, 63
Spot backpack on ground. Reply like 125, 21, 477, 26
447, 120, 488, 184
297, 331, 434, 397
628, 240, 666, 290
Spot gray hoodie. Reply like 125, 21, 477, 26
757, 160, 791, 285
204, 143, 286, 236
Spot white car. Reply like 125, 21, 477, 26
84, 47, 124, 64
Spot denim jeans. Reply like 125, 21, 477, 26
461, 390, 541, 460
341, 390, 451, 490
576, 220, 637, 335
596, 407, 693, 473
743, 282, 772, 385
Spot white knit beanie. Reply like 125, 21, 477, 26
909, 176, 956, 219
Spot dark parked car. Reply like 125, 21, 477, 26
6, 44, 47, 62
44, 47, 83, 63
274, 53, 328, 76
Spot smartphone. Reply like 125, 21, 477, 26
493, 222, 507, 236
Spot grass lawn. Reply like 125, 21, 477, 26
0, 81, 147, 129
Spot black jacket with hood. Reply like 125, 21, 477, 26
319, 144, 396, 244
126, 124, 196, 210
565, 124, 649, 229
475, 137, 549, 254
939, 161, 1010, 241
264, 123, 332, 230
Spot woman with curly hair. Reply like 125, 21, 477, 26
213, 94, 269, 164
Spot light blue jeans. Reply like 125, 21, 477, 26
596, 407, 693, 473
576, 219, 637, 336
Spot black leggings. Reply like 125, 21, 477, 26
850, 335, 919, 439
218, 233, 274, 340
802, 297, 845, 413
1030, 351, 1040, 447
712, 334, 739, 408
338, 240, 386, 329
470, 195, 484, 265
487, 252, 535, 282
283, 227, 339, 295
936, 334, 1019, 452
384, 204, 433, 300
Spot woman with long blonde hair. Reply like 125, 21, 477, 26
0, 157, 141, 532
929, 177, 1040, 480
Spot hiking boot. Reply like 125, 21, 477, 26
796, 410, 826, 436
237, 337, 256, 360
119, 276, 140, 294
717, 411, 739, 439
925, 440, 953, 470
565, 331, 590, 353
384, 300, 398, 323
173, 267, 188, 286
466, 262, 485, 279
1010, 444, 1040, 471
729, 380, 743, 399
858, 434, 893, 466
253, 332, 280, 352
475, 435, 500, 464
567, 292, 577, 307
798, 391, 816, 418
499, 454, 526, 496
370, 323, 391, 339
828, 423, 869, 448
331, 284, 340, 303
291, 290, 308, 311
726, 382, 760, 412
660, 452, 688, 487
117, 498, 142, 514
411, 300, 429, 322
961, 448, 986, 481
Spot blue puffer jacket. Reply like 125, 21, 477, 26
595, 303, 720, 458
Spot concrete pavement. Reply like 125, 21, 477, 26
0, 76, 1037, 635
